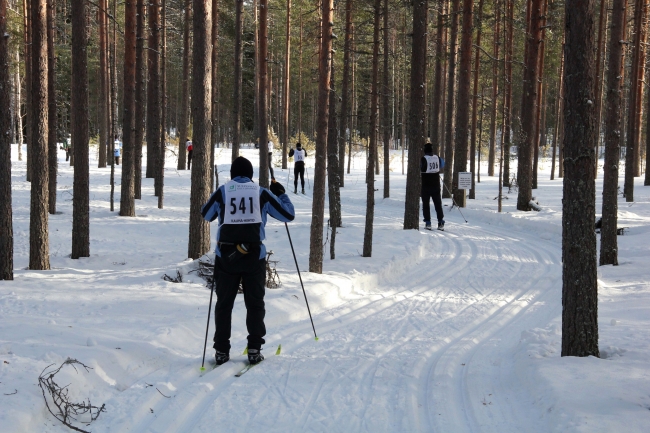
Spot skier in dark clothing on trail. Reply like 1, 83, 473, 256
421, 142, 445, 231
201, 156, 295, 366
288, 142, 307, 194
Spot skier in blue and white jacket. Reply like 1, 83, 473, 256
201, 156, 295, 366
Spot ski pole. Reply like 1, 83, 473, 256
284, 222, 318, 340
443, 182, 468, 223
200, 261, 217, 371
306, 167, 311, 189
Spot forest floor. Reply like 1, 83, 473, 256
1, 145, 650, 432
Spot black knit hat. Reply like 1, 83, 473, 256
230, 156, 254, 180
296, 142, 302, 149
424, 142, 433, 154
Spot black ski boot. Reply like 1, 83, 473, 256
247, 349, 264, 365
301, 188, 305, 194
215, 350, 230, 365
437, 220, 445, 231
294, 187, 297, 194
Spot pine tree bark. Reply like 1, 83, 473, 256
232, 0, 243, 160
30, 0, 50, 270
282, 0, 291, 170
452, 0, 474, 205
188, 0, 211, 259
147, 0, 161, 192
516, 0, 543, 211
159, 0, 167, 208
364, 0, 381, 256
601, 0, 627, 266
503, 0, 514, 186
431, 2, 445, 153
562, 0, 599, 358
134, 0, 145, 198
327, 59, 341, 256
24, 0, 32, 182
210, 0, 218, 190
258, 0, 269, 188
382, 0, 390, 198
338, 0, 353, 186
403, 0, 428, 229
532, 0, 548, 190
14, 49, 23, 163
71, 0, 90, 257
0, 0, 14, 280
442, 0, 460, 198
98, 0, 108, 168
47, 0, 56, 214
594, 0, 609, 173
177, 0, 190, 170
469, 0, 484, 199
119, 0, 137, 217
632, 0, 647, 177
488, 0, 500, 177
308, 0, 333, 273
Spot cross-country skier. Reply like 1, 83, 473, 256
201, 156, 295, 366
421, 142, 445, 230
288, 142, 307, 194
268, 140, 275, 180
186, 138, 193, 170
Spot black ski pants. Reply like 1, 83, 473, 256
422, 186, 444, 223
187, 150, 193, 170
213, 244, 266, 353
294, 162, 305, 189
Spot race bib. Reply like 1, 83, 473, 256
294, 149, 305, 162
423, 155, 440, 173
223, 181, 262, 224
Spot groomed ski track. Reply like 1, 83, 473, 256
104, 207, 561, 433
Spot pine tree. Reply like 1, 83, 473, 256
562, 0, 599, 358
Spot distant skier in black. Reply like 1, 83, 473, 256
421, 142, 445, 230
288, 142, 307, 194
201, 157, 295, 366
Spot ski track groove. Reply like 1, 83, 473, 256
105, 214, 561, 433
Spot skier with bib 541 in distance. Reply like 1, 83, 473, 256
201, 157, 295, 366
421, 142, 445, 231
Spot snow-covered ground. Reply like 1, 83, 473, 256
1, 144, 649, 432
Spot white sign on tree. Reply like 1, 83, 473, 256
458, 172, 472, 190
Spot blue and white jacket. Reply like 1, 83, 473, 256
201, 177, 295, 259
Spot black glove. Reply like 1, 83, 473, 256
270, 180, 285, 196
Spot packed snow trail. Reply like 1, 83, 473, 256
98, 219, 561, 433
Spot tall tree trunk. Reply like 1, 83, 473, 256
503, 0, 513, 186
147, 0, 161, 193
177, 0, 190, 170
442, 0, 460, 198
188, 0, 211, 259
282, 0, 291, 170
159, 0, 167, 208
403, 0, 428, 228
382, 0, 390, 198
516, 0, 543, 211
400, 12, 406, 175
431, 1, 446, 152
210, 0, 218, 190
24, 0, 32, 182
532, 0, 548, 190
594, 0, 609, 174
30, 0, 50, 270
258, 0, 269, 188
623, 0, 647, 201
71, 0, 90, 257
363, 0, 381, 256
551, 60, 564, 180
452, 0, 474, 205
253, 0, 260, 144
0, 0, 14, 280
601, 0, 627, 265
469, 0, 484, 199
562, 0, 599, 357
232, 0, 243, 160
327, 59, 341, 252
47, 0, 56, 214
134, 0, 145, 198
632, 0, 648, 177
110, 0, 117, 209
308, 0, 333, 273
98, 0, 108, 168
488, 0, 500, 177
120, 0, 137, 217
339, 0, 353, 186
14, 50, 23, 162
